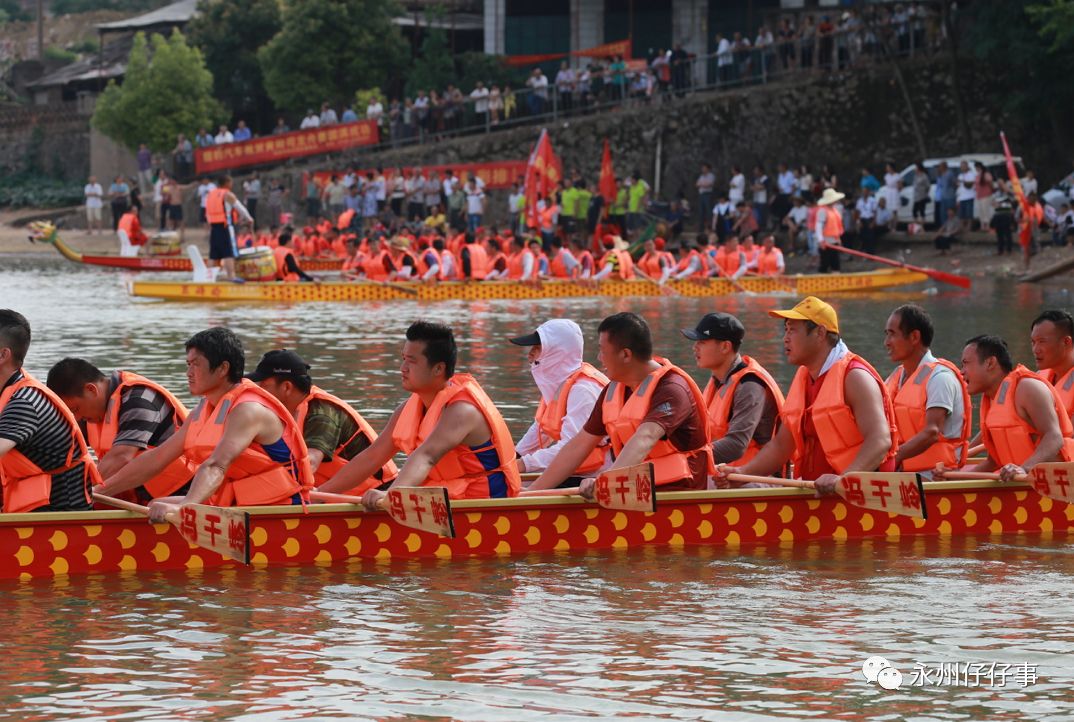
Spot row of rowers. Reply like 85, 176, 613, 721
267, 225, 782, 283
2, 300, 1073, 519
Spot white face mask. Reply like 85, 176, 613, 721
528, 319, 585, 402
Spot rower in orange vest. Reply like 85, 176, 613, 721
528, 238, 550, 277
529, 312, 713, 494
637, 237, 672, 279
750, 235, 785, 276
713, 236, 748, 280
569, 237, 595, 278
882, 304, 971, 476
594, 235, 636, 280
103, 327, 315, 521
320, 321, 522, 504
1031, 310, 1074, 422
935, 335, 1074, 483
117, 210, 148, 247
432, 238, 459, 280
548, 237, 578, 278
273, 229, 315, 282
460, 234, 489, 280
740, 235, 760, 267
47, 358, 194, 501
505, 236, 537, 281
511, 320, 609, 478
0, 310, 101, 512
249, 350, 397, 496
386, 236, 418, 281
681, 313, 784, 478
484, 237, 508, 279
715, 296, 898, 495
358, 235, 392, 282
341, 237, 365, 279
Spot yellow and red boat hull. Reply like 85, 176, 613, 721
128, 269, 928, 302
1, 480, 1068, 580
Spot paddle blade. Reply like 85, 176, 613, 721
927, 269, 972, 289
170, 503, 250, 564
385, 487, 455, 538
1030, 463, 1074, 504
836, 472, 927, 520
593, 463, 656, 512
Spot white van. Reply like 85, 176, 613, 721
895, 154, 1024, 227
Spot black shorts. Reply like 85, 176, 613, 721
169, 204, 183, 221
209, 224, 237, 259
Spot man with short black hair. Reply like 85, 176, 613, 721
883, 304, 971, 476
0, 310, 100, 512
47, 358, 193, 501
937, 335, 1074, 483
529, 312, 712, 493
683, 313, 783, 473
1031, 310, 1074, 420
323, 322, 521, 505
103, 328, 314, 521
249, 350, 397, 495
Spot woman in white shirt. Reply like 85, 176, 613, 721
881, 162, 901, 214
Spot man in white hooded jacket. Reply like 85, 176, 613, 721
511, 319, 609, 483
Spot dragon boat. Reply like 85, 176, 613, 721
127, 269, 928, 303
3, 479, 1069, 581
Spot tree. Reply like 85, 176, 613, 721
258, 0, 407, 113
407, 24, 454, 95
92, 31, 224, 153
186, 0, 281, 134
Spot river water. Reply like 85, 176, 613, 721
2, 254, 1073, 720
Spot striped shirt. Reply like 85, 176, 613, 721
0, 371, 91, 511
109, 372, 177, 450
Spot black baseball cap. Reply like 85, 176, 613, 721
509, 331, 541, 346
246, 349, 311, 382
680, 312, 746, 344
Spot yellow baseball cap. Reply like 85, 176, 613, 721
768, 296, 839, 333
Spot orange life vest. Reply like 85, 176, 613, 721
439, 249, 458, 280
86, 371, 194, 498
390, 374, 521, 499
742, 245, 760, 266
337, 209, 356, 231
205, 187, 229, 225
1040, 366, 1074, 422
714, 247, 743, 276
533, 251, 550, 275
506, 249, 536, 280
274, 246, 298, 282
703, 356, 785, 466
981, 365, 1074, 467
118, 213, 146, 245
464, 244, 489, 280
361, 249, 390, 281
549, 249, 573, 278
782, 352, 899, 476
0, 371, 101, 513
756, 248, 784, 276
675, 249, 707, 279
601, 358, 714, 486
638, 251, 665, 278
294, 386, 397, 494
392, 250, 417, 279
539, 204, 558, 233
575, 250, 594, 277
183, 380, 314, 507
820, 206, 844, 240
535, 363, 609, 475
885, 358, 971, 472
599, 249, 636, 280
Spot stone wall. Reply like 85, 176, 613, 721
0, 102, 91, 179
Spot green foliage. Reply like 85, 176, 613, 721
353, 87, 382, 112
407, 24, 454, 95
92, 31, 224, 154
1027, 0, 1074, 51
0, 174, 84, 208
186, 0, 281, 132
457, 52, 523, 91
259, 0, 407, 112
0, 0, 33, 22
44, 46, 78, 63
50, 0, 167, 14
69, 38, 100, 54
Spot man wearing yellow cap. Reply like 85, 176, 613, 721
716, 296, 898, 493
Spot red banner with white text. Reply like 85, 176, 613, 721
195, 120, 380, 174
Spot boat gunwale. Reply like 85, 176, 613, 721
0, 478, 1016, 526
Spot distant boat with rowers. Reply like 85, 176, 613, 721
0, 478, 1065, 580
127, 268, 930, 302
32, 223, 344, 273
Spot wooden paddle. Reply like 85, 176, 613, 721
310, 487, 455, 538
726, 472, 927, 520
967, 444, 985, 457
820, 242, 971, 289
93, 492, 250, 564
519, 462, 656, 512
938, 463, 1074, 505
379, 280, 419, 296
634, 268, 680, 296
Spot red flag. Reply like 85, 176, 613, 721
599, 139, 617, 205
524, 129, 562, 230
1000, 131, 1033, 250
